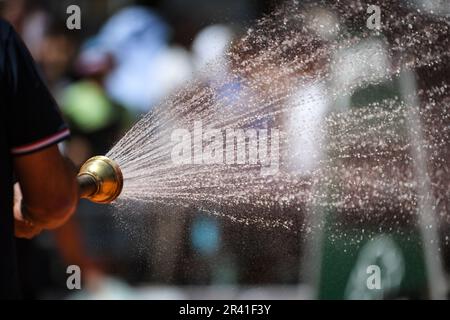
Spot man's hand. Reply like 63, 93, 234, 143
13, 183, 43, 239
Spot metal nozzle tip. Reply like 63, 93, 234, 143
77, 156, 123, 204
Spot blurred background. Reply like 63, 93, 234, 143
1, 0, 449, 299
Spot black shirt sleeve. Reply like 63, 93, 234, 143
3, 22, 70, 155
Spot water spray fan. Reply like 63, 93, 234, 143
77, 156, 123, 204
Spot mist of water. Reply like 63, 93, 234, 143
107, 0, 450, 237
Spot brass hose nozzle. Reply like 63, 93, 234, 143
77, 156, 123, 204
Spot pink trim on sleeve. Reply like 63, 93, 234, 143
11, 128, 70, 155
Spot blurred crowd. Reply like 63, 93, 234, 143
1, 0, 300, 299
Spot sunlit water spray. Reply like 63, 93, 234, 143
107, 0, 450, 240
